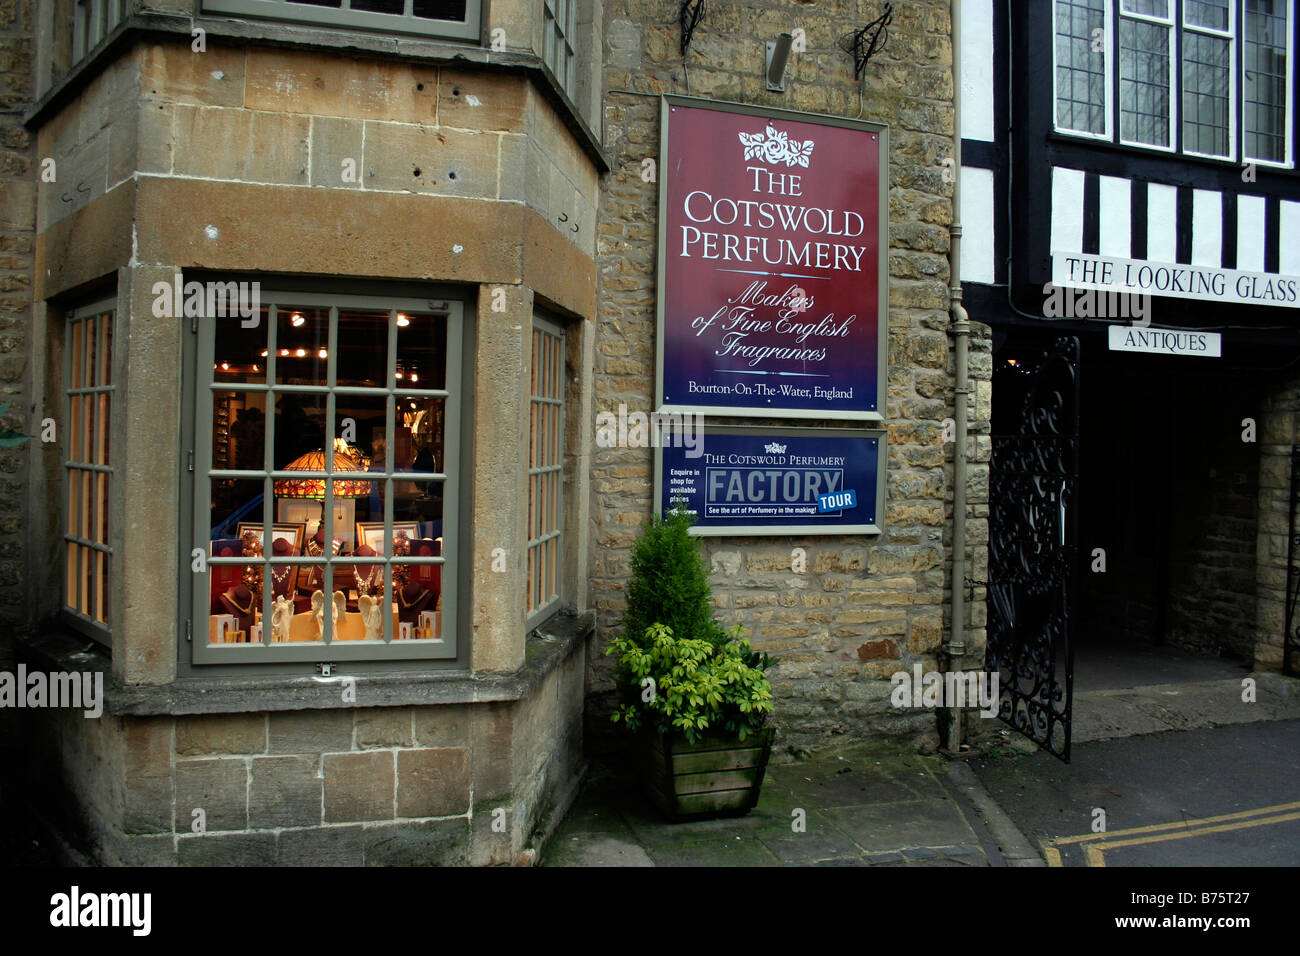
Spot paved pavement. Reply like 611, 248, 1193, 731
542, 743, 1044, 867
971, 717, 1300, 866
544, 670, 1300, 868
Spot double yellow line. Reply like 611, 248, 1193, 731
1042, 800, 1300, 866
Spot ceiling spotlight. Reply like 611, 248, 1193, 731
260, 349, 268, 357
295, 348, 306, 357
409, 373, 418, 383
318, 348, 328, 359
396, 313, 410, 327
291, 312, 305, 327
220, 362, 230, 370
279, 349, 290, 357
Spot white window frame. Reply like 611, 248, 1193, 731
1181, 0, 1238, 160
1051, 0, 1295, 168
1053, 0, 1116, 140
1118, 0, 1178, 150
1242, 0, 1296, 167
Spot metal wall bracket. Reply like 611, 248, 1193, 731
841, 2, 893, 81
680, 0, 706, 56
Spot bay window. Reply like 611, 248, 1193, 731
193, 290, 466, 664
1053, 0, 1295, 166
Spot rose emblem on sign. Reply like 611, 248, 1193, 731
738, 125, 815, 168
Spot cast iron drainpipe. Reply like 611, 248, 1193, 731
943, 0, 970, 753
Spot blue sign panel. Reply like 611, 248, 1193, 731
658, 427, 884, 535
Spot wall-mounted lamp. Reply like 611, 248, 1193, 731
765, 33, 793, 92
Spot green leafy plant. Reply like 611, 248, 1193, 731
0, 402, 32, 449
622, 504, 722, 652
607, 622, 775, 744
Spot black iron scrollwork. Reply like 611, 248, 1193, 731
680, 0, 706, 57
840, 2, 893, 80
985, 336, 1079, 761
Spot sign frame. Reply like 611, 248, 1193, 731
653, 424, 887, 537
654, 95, 890, 422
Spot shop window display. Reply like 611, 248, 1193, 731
195, 293, 462, 662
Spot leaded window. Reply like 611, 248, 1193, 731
1056, 0, 1111, 136
1120, 0, 1175, 148
1053, 0, 1294, 167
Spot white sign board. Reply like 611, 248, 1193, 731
1107, 325, 1222, 358
1052, 252, 1299, 308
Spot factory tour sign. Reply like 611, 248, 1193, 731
656, 427, 885, 536
656, 96, 888, 421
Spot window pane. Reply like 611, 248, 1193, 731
395, 311, 447, 390
213, 391, 266, 470
336, 310, 389, 388
275, 306, 329, 386
413, 0, 466, 19
1182, 30, 1231, 155
1244, 0, 1289, 162
1055, 0, 1107, 134
1120, 18, 1171, 146
214, 308, 268, 385
1185, 0, 1230, 31
1122, 0, 1168, 16
351, 0, 403, 11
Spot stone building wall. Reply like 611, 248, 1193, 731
0, 0, 32, 632
0, 0, 34, 856
1256, 378, 1300, 672
590, 1, 992, 756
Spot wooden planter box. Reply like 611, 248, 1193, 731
645, 728, 775, 822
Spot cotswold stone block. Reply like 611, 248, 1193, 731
176, 714, 265, 756
323, 751, 395, 823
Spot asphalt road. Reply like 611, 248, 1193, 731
970, 719, 1300, 866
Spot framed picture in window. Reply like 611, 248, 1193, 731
356, 521, 420, 556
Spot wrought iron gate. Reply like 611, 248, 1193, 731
984, 335, 1080, 761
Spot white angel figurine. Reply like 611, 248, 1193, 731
271, 595, 294, 643
310, 590, 347, 637
357, 594, 383, 641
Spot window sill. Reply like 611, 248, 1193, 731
16, 610, 593, 717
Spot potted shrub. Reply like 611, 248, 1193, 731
607, 506, 777, 821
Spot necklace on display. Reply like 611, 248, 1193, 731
271, 566, 291, 589
225, 590, 254, 616
356, 566, 379, 595
397, 585, 425, 608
